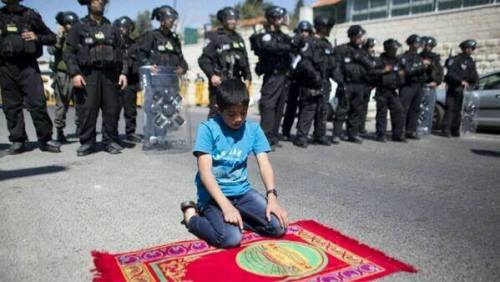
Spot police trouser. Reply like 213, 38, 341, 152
375, 88, 404, 139
333, 83, 366, 138
119, 82, 139, 136
281, 81, 300, 137
53, 71, 77, 130
0, 62, 53, 143
259, 73, 290, 145
442, 87, 464, 134
295, 87, 330, 144
360, 86, 372, 132
207, 84, 220, 118
400, 83, 423, 135
74, 68, 120, 145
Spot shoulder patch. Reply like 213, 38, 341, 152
344, 57, 351, 63
262, 34, 271, 42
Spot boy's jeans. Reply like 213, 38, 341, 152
187, 189, 286, 248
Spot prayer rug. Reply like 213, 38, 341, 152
92, 220, 416, 281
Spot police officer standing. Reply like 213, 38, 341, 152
332, 25, 367, 144
293, 16, 335, 148
374, 39, 406, 142
64, 0, 128, 156
359, 38, 377, 135
442, 40, 479, 137
198, 7, 251, 118
281, 20, 313, 141
420, 36, 444, 91
0, 0, 61, 154
399, 34, 431, 140
114, 16, 142, 143
255, 6, 291, 148
138, 5, 187, 76
49, 11, 79, 143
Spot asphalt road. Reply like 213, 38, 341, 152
0, 106, 499, 281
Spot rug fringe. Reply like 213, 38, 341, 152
295, 220, 418, 273
91, 250, 124, 282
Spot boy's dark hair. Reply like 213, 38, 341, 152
216, 79, 250, 111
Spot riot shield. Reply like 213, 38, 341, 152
461, 90, 480, 135
140, 66, 191, 153
417, 86, 436, 137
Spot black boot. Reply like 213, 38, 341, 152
104, 142, 123, 155
7, 142, 26, 155
293, 139, 308, 148
348, 136, 363, 144
77, 143, 96, 157
39, 140, 61, 153
313, 137, 331, 146
125, 133, 142, 143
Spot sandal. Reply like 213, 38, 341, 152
180, 201, 198, 225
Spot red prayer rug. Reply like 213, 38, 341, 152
92, 220, 417, 281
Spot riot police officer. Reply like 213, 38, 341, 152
64, 0, 128, 156
359, 37, 377, 135
399, 34, 431, 140
0, 0, 61, 154
49, 11, 79, 143
198, 7, 251, 118
254, 6, 292, 148
293, 16, 335, 148
442, 39, 479, 137
281, 20, 313, 141
332, 25, 368, 144
114, 16, 142, 143
138, 5, 188, 75
374, 39, 406, 142
420, 36, 444, 90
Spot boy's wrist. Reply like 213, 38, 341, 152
266, 189, 278, 199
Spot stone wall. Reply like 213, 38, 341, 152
330, 4, 500, 75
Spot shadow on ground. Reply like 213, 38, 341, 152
0, 165, 67, 182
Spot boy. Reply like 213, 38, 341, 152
181, 79, 288, 248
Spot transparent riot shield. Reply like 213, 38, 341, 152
417, 86, 436, 137
461, 90, 480, 135
140, 66, 191, 153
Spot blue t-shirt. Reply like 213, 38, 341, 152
193, 116, 271, 208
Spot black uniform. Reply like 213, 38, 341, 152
0, 5, 56, 144
399, 50, 426, 137
281, 34, 307, 139
374, 53, 405, 140
442, 53, 479, 135
138, 28, 188, 71
257, 27, 292, 146
420, 50, 444, 87
294, 35, 335, 146
332, 43, 369, 140
198, 28, 251, 117
64, 16, 127, 147
359, 48, 378, 134
119, 35, 141, 138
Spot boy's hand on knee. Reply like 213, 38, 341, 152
266, 197, 288, 229
221, 203, 243, 230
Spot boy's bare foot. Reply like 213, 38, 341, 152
180, 201, 198, 225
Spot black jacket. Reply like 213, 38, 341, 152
137, 28, 188, 73
0, 5, 56, 63
444, 53, 479, 88
198, 28, 251, 81
420, 50, 444, 85
399, 50, 426, 85
64, 16, 127, 77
